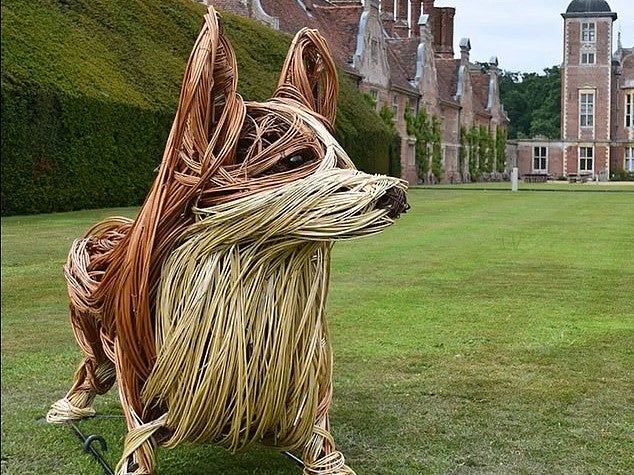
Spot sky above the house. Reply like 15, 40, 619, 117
434, 0, 634, 74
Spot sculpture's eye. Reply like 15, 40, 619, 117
288, 155, 304, 168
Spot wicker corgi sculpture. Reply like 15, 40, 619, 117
47, 7, 408, 475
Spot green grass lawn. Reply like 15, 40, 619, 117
2, 189, 633, 474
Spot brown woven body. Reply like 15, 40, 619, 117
47, 7, 407, 475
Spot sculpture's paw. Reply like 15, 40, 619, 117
303, 450, 356, 475
46, 396, 96, 423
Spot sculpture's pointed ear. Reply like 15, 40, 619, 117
274, 28, 339, 126
165, 6, 245, 174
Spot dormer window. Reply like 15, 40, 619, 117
581, 22, 595, 43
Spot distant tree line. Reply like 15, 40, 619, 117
499, 66, 561, 140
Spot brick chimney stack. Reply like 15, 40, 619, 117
411, 1, 422, 33
437, 8, 456, 58
393, 0, 410, 38
397, 0, 408, 22
420, 1, 455, 58
381, 0, 395, 37
381, 0, 394, 19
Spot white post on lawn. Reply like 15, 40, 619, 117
511, 167, 518, 192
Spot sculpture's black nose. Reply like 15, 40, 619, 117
376, 187, 409, 219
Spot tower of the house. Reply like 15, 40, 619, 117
561, 0, 617, 177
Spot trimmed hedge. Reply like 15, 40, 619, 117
335, 77, 401, 178
1, 82, 172, 215
1, 0, 399, 215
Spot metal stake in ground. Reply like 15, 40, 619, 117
68, 421, 113, 475
64, 418, 303, 474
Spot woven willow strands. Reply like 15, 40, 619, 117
47, 6, 407, 475
146, 168, 402, 446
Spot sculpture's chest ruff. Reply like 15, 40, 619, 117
144, 239, 333, 451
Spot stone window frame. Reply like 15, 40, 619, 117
579, 90, 595, 128
408, 142, 416, 167
625, 147, 634, 172
407, 97, 417, 117
625, 91, 634, 129
369, 88, 379, 109
579, 146, 594, 172
580, 52, 596, 65
391, 95, 399, 116
532, 146, 548, 172
581, 22, 596, 43
370, 38, 379, 63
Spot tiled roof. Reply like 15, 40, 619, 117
385, 38, 419, 93
215, 1, 499, 115
622, 50, 634, 69
617, 47, 634, 61
471, 70, 491, 115
213, 0, 249, 16
313, 5, 363, 71
435, 58, 460, 104
259, 0, 361, 74
260, 0, 317, 33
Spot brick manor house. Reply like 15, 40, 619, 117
208, 0, 509, 185
512, 0, 634, 180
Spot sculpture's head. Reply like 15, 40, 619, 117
161, 8, 408, 244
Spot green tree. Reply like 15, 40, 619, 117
466, 126, 479, 180
379, 104, 396, 128
478, 125, 494, 174
458, 126, 467, 180
499, 66, 561, 139
405, 109, 444, 183
430, 115, 443, 182
405, 109, 430, 180
377, 105, 402, 178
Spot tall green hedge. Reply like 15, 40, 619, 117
335, 80, 400, 177
1, 0, 398, 215
1, 82, 172, 214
